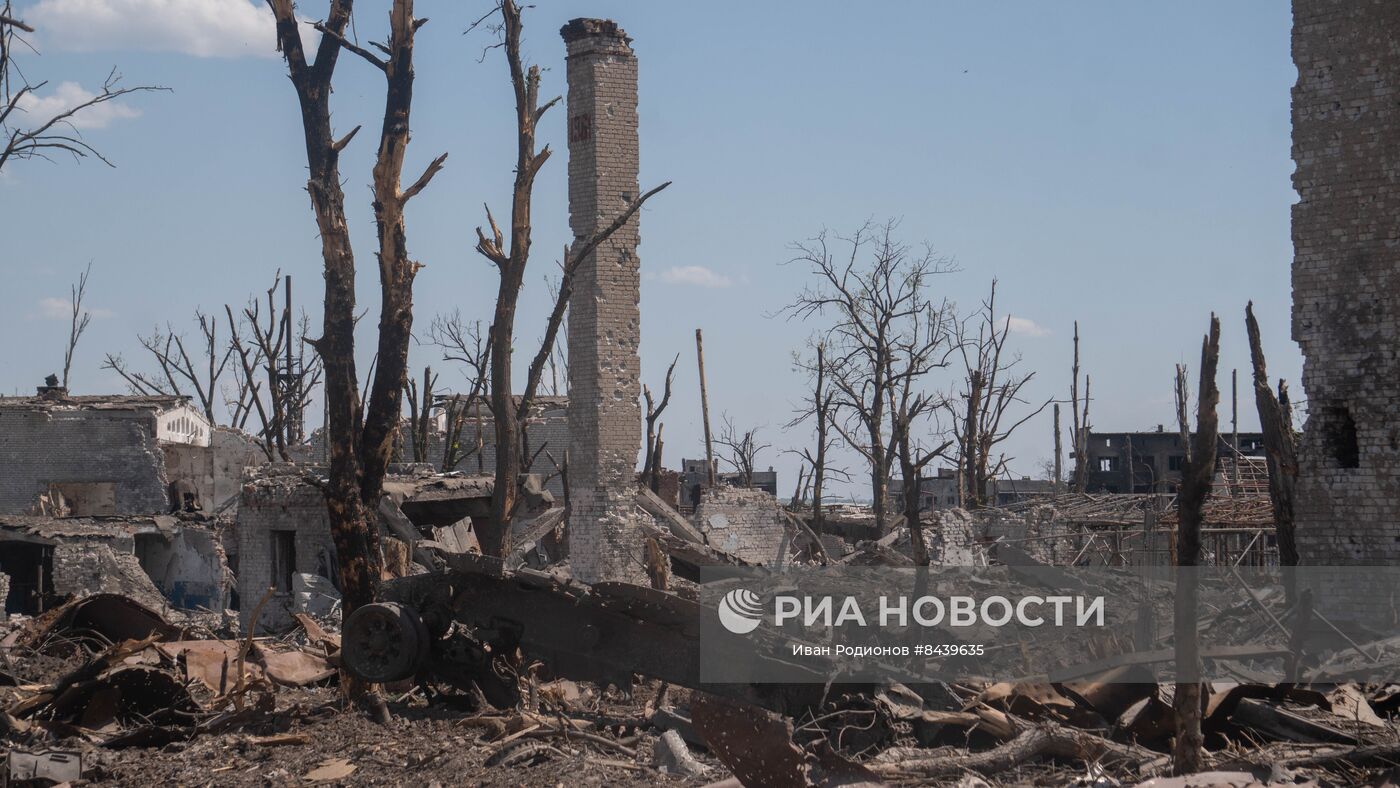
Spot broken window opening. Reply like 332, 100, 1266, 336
1323, 406, 1360, 469
0, 541, 54, 615
271, 530, 297, 594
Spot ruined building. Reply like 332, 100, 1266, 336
1082, 429, 1265, 494
1292, 0, 1400, 566
0, 383, 213, 515
562, 18, 647, 583
237, 465, 496, 631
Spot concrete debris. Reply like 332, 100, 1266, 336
651, 727, 709, 778
5, 748, 83, 784
292, 572, 340, 618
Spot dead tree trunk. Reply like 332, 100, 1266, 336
811, 342, 831, 532
643, 354, 678, 487
271, 0, 377, 692
405, 366, 436, 464
62, 262, 92, 390
1071, 322, 1091, 493
961, 370, 984, 507
1246, 303, 1300, 570
1171, 314, 1220, 776
1053, 402, 1063, 492
270, 0, 444, 705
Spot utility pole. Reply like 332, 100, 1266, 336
1232, 368, 1240, 490
1053, 402, 1063, 492
696, 328, 716, 486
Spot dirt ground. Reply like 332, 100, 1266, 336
86, 687, 705, 786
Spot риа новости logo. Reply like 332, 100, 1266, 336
717, 588, 763, 634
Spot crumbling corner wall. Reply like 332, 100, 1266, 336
694, 487, 787, 565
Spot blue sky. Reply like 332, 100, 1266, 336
2, 1, 1298, 498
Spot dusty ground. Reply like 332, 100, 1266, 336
85, 687, 707, 786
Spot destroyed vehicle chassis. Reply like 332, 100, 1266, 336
342, 553, 865, 715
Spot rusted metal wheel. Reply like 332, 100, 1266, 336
342, 602, 428, 683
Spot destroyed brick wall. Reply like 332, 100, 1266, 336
1291, 0, 1400, 593
51, 536, 167, 610
925, 509, 978, 566
0, 406, 171, 515
562, 18, 648, 584
980, 505, 1078, 565
236, 466, 335, 631
694, 487, 788, 565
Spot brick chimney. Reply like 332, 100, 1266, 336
36, 374, 68, 400
561, 18, 646, 584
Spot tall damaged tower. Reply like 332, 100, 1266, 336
1292, 0, 1400, 571
561, 18, 647, 583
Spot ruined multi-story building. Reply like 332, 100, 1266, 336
1292, 0, 1400, 567
562, 18, 648, 583
1081, 429, 1265, 494
889, 469, 1057, 510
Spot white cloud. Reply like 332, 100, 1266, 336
658, 265, 733, 289
25, 0, 285, 58
36, 297, 70, 318
16, 81, 141, 129
1007, 316, 1050, 337
34, 296, 113, 319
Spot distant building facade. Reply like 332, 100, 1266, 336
678, 458, 778, 510
889, 468, 1057, 510
1080, 428, 1264, 494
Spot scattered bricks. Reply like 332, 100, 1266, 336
562, 18, 648, 584
1291, 0, 1400, 621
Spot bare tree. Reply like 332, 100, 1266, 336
642, 353, 678, 490
468, 0, 667, 556
104, 273, 321, 455
1070, 322, 1091, 492
0, 3, 163, 172
943, 280, 1052, 509
1171, 314, 1221, 776
716, 414, 772, 489
787, 340, 849, 532
782, 220, 956, 532
103, 309, 235, 426
893, 388, 953, 565
1245, 302, 1300, 578
404, 366, 437, 464
269, 0, 444, 709
61, 262, 92, 389
427, 312, 491, 472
